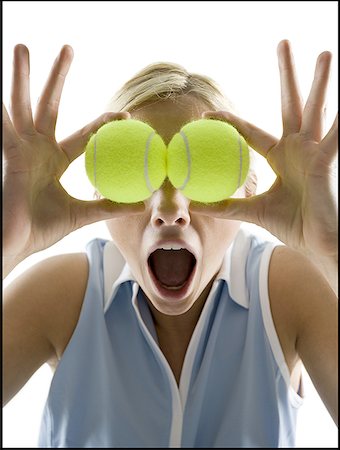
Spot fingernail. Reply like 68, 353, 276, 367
120, 111, 131, 120
202, 111, 216, 118
109, 111, 130, 121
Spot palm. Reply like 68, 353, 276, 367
258, 135, 337, 255
4, 131, 79, 257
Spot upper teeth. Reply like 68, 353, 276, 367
159, 245, 184, 250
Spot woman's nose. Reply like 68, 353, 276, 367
150, 179, 191, 229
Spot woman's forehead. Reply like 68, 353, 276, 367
130, 96, 210, 144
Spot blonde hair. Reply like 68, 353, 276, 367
106, 62, 257, 198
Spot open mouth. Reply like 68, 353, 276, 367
147, 249, 197, 299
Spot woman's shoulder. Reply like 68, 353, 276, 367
267, 245, 332, 395
3, 252, 90, 395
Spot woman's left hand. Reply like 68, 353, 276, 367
190, 40, 338, 259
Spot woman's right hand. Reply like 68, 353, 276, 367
3, 44, 145, 268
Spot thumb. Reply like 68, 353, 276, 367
72, 197, 145, 229
59, 111, 131, 164
189, 194, 266, 227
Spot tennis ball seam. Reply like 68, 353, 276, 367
178, 130, 191, 191
236, 131, 244, 190
144, 130, 157, 194
93, 132, 98, 190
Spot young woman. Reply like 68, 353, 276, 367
3, 40, 337, 447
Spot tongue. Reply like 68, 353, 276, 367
150, 249, 195, 287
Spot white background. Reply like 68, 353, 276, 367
2, 1, 338, 447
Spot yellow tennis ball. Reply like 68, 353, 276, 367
167, 119, 249, 203
85, 119, 167, 203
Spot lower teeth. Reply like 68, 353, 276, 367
160, 281, 187, 290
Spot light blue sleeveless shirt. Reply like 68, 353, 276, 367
38, 226, 303, 447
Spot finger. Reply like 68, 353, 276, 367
34, 45, 74, 137
73, 197, 145, 229
10, 44, 35, 135
202, 111, 278, 158
59, 112, 131, 163
277, 40, 304, 136
300, 52, 332, 142
319, 113, 338, 161
2, 102, 20, 158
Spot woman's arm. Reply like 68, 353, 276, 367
3, 253, 88, 407
189, 40, 338, 423
269, 245, 338, 425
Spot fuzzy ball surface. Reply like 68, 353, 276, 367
85, 119, 167, 203
167, 119, 249, 202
